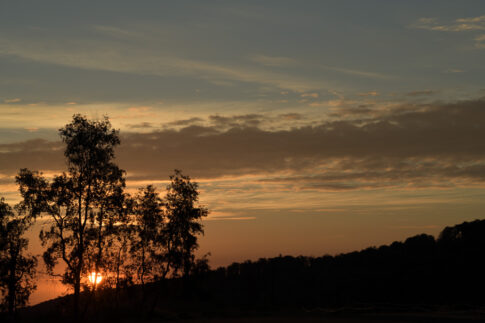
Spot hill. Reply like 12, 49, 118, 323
10, 219, 485, 322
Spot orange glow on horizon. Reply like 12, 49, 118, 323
88, 272, 103, 285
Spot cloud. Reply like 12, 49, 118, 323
250, 54, 297, 67
208, 114, 264, 129
301, 93, 319, 98
2, 98, 485, 193
412, 16, 485, 32
359, 91, 379, 97
127, 122, 155, 129
475, 34, 485, 48
309, 97, 385, 118
317, 65, 390, 80
0, 33, 332, 92
405, 90, 436, 97
327, 105, 376, 117
165, 117, 203, 127
4, 98, 21, 103
279, 113, 303, 120
0, 139, 64, 174
412, 16, 485, 48
456, 15, 485, 24
248, 54, 390, 80
92, 25, 146, 40
257, 158, 485, 191
89, 98, 485, 189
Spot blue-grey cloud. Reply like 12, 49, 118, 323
2, 99, 485, 191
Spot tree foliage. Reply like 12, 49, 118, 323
16, 115, 126, 313
0, 198, 37, 315
15, 115, 209, 316
164, 170, 208, 278
129, 185, 166, 286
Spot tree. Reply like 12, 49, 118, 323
164, 170, 208, 278
85, 165, 127, 293
102, 210, 134, 290
130, 185, 166, 287
0, 198, 37, 315
16, 114, 126, 314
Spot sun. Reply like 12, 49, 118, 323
88, 272, 103, 285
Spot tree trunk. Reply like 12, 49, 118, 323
73, 275, 81, 317
7, 244, 19, 315
7, 267, 15, 315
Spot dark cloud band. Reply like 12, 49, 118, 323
2, 98, 485, 191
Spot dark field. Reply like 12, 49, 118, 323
201, 313, 485, 323
17, 300, 485, 323
9, 218, 485, 322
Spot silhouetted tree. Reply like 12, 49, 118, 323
130, 185, 167, 287
164, 170, 208, 278
0, 198, 37, 315
85, 166, 127, 294
16, 115, 126, 315
103, 207, 134, 290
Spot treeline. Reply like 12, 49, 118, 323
21, 218, 484, 322
0, 115, 208, 317
193, 219, 485, 308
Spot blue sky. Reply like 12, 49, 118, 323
1, 1, 484, 114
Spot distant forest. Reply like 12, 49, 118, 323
203, 219, 485, 307
15, 218, 485, 322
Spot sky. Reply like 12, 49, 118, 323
1, 0, 485, 304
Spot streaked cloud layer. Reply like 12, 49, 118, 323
1, 1, 484, 106
2, 98, 485, 185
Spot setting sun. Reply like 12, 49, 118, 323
88, 272, 103, 285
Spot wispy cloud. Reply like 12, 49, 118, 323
92, 25, 147, 40
405, 90, 436, 97
0, 34, 333, 92
456, 15, 485, 24
4, 98, 21, 103
250, 54, 298, 67
165, 117, 204, 127
301, 92, 319, 98
127, 122, 155, 129
24, 127, 39, 132
317, 64, 391, 80
412, 16, 485, 32
279, 113, 303, 120
250, 54, 391, 80
411, 15, 485, 48
475, 34, 485, 48
359, 91, 379, 97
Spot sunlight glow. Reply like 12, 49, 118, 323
88, 272, 103, 285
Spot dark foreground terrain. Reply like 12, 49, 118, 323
197, 309, 485, 323
8, 219, 485, 322
17, 302, 485, 322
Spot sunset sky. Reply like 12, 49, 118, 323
1, 1, 485, 303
